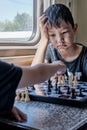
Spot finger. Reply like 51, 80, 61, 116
11, 107, 27, 122
39, 14, 48, 26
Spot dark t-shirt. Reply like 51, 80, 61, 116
0, 60, 22, 111
45, 43, 87, 82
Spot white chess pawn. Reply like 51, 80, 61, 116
68, 75, 73, 85
25, 88, 30, 102
61, 75, 65, 86
15, 90, 20, 101
73, 75, 78, 87
58, 75, 62, 85
20, 92, 25, 101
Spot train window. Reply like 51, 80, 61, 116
0, 0, 54, 59
0, 0, 37, 44
0, 0, 55, 46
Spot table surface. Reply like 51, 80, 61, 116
9, 100, 87, 130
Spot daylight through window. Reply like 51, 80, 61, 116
0, 0, 34, 42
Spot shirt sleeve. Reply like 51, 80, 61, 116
45, 44, 52, 63
45, 43, 60, 63
0, 60, 22, 111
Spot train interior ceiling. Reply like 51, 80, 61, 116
0, 0, 87, 66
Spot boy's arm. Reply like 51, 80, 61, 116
31, 39, 48, 65
31, 14, 49, 65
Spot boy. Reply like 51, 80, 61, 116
32, 3, 87, 82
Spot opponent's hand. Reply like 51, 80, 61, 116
11, 106, 27, 122
52, 61, 66, 76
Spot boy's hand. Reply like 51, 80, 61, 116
39, 14, 49, 41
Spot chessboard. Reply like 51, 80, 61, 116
16, 75, 87, 107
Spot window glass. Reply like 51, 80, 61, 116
0, 0, 34, 42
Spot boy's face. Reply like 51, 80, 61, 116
47, 20, 77, 53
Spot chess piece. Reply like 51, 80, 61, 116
68, 75, 73, 85
50, 76, 56, 83
20, 92, 25, 101
58, 75, 62, 85
73, 75, 78, 87
71, 88, 76, 99
67, 86, 70, 94
34, 84, 45, 96
54, 77, 58, 92
47, 79, 52, 93
15, 90, 20, 101
58, 86, 62, 94
50, 77, 56, 88
25, 87, 30, 102
79, 88, 83, 97
61, 75, 65, 86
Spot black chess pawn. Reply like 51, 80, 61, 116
67, 86, 70, 94
71, 88, 76, 99
54, 77, 58, 92
58, 86, 62, 94
55, 82, 58, 91
47, 79, 51, 94
79, 88, 83, 97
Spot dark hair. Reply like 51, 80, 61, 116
44, 3, 74, 28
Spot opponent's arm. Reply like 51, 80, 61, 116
18, 61, 66, 88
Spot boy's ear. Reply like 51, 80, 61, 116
74, 23, 78, 32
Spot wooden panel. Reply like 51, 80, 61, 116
0, 48, 36, 57
1, 55, 34, 66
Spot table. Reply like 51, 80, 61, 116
1, 100, 87, 130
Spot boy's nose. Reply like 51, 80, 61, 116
56, 36, 64, 44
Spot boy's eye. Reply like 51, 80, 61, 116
63, 31, 68, 34
49, 34, 55, 37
